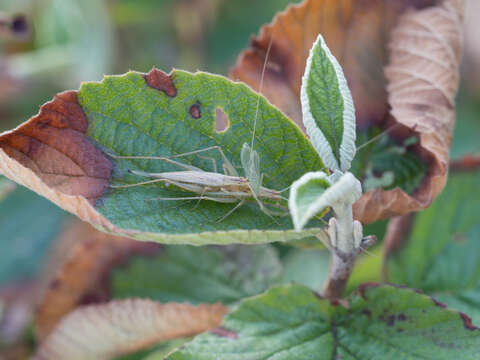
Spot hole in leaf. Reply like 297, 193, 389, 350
215, 107, 229, 133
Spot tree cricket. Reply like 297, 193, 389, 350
109, 144, 288, 220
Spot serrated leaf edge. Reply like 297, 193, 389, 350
300, 34, 356, 172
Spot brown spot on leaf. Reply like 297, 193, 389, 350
362, 309, 372, 318
210, 326, 238, 339
144, 67, 177, 97
460, 312, 479, 331
189, 101, 202, 119
358, 282, 381, 299
430, 296, 447, 308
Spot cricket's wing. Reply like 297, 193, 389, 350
132, 170, 248, 188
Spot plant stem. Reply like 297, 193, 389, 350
322, 203, 376, 299
332, 203, 354, 254
323, 249, 356, 299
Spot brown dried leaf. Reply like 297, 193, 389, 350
231, 0, 464, 223
354, 0, 464, 223
34, 300, 227, 360
35, 221, 159, 342
0, 90, 117, 231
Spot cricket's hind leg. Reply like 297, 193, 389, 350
109, 146, 238, 176
168, 145, 238, 177
215, 200, 246, 223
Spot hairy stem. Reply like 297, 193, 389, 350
322, 202, 376, 299
332, 203, 354, 254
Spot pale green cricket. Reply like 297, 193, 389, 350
109, 143, 287, 220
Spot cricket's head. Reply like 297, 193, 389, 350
240, 143, 261, 195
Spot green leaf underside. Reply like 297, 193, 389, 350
388, 169, 480, 325
294, 177, 330, 215
289, 172, 330, 230
111, 245, 281, 305
78, 70, 324, 243
167, 284, 480, 359
352, 128, 426, 194
306, 42, 344, 164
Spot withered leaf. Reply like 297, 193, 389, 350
231, 0, 463, 223
35, 221, 159, 342
34, 299, 227, 360
355, 0, 464, 223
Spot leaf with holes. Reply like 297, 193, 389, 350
386, 167, 480, 325
0, 69, 325, 245
167, 283, 480, 359
301, 34, 356, 172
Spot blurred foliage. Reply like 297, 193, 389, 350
0, 185, 68, 287
387, 168, 480, 324
452, 87, 480, 159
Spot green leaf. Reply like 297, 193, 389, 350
167, 283, 480, 359
78, 69, 324, 244
301, 34, 356, 172
0, 186, 68, 286
387, 168, 480, 324
289, 171, 330, 230
111, 245, 282, 305
289, 171, 361, 230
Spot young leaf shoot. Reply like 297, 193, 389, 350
300, 34, 356, 173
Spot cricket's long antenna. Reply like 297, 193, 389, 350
356, 123, 403, 151
250, 34, 274, 149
